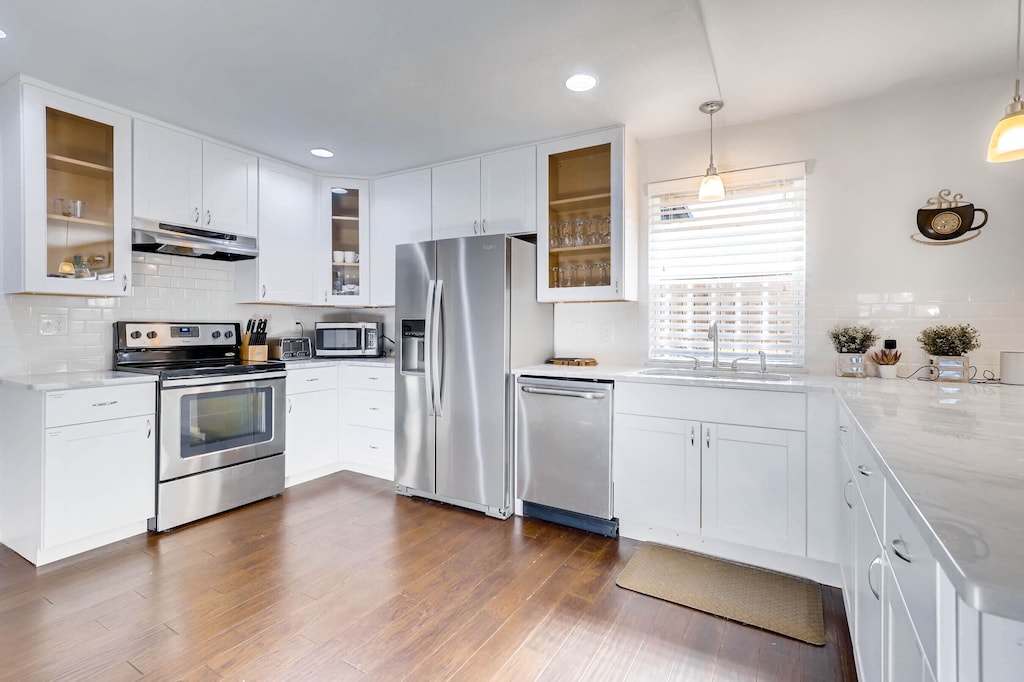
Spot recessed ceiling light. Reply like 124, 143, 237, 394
565, 73, 598, 92
310, 148, 334, 158
331, 187, 348, 194
0, 29, 7, 39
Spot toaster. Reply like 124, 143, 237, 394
269, 336, 312, 360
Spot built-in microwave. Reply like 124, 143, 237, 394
314, 321, 384, 357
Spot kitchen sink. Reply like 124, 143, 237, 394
631, 367, 792, 382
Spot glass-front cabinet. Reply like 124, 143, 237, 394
535, 126, 637, 302
320, 177, 370, 306
1, 78, 132, 296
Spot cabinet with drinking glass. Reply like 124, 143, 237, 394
321, 177, 370, 306
536, 126, 637, 302
1, 77, 132, 296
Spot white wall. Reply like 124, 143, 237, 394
0, 254, 394, 377
555, 72, 1024, 376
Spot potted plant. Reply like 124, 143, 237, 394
828, 324, 879, 377
917, 323, 980, 382
870, 349, 902, 379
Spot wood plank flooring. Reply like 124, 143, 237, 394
0, 471, 858, 681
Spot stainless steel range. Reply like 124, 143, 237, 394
113, 321, 287, 531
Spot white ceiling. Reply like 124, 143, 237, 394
0, 0, 1015, 176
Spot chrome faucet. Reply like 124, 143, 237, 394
678, 355, 702, 370
729, 350, 769, 373
708, 321, 719, 369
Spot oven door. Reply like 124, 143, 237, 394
158, 372, 286, 482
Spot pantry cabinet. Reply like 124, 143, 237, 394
370, 169, 432, 306
236, 158, 317, 304
536, 126, 637, 302
431, 146, 536, 239
133, 118, 258, 237
319, 177, 371, 306
1, 77, 133, 296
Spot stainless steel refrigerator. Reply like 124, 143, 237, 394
394, 234, 553, 519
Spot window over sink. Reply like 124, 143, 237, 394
647, 161, 806, 367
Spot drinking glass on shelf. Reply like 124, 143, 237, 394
560, 264, 576, 288
560, 219, 574, 248
587, 218, 601, 245
602, 216, 612, 244
595, 261, 609, 286
574, 217, 587, 247
550, 266, 561, 287
577, 263, 591, 286
548, 222, 561, 249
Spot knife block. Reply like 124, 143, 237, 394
241, 334, 268, 362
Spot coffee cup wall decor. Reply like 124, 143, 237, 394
913, 189, 988, 244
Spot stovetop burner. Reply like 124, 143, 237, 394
113, 321, 286, 379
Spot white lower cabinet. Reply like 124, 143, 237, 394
854, 479, 885, 682
338, 364, 395, 480
886, 570, 936, 682
0, 381, 156, 566
284, 366, 339, 486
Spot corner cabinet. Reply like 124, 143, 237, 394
133, 119, 258, 238
236, 158, 317, 304
369, 169, 432, 307
319, 177, 370, 306
536, 127, 637, 302
1, 78, 133, 296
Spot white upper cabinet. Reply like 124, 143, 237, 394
236, 158, 317, 304
432, 157, 481, 239
481, 146, 536, 235
536, 126, 637, 302
1, 77, 133, 296
431, 147, 537, 239
370, 168, 432, 307
319, 177, 370, 307
133, 119, 257, 238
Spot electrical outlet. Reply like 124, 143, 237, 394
573, 321, 590, 338
601, 323, 615, 342
39, 313, 68, 336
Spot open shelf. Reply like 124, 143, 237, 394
549, 244, 611, 254
46, 154, 114, 179
332, 215, 359, 221
549, 192, 611, 207
47, 213, 113, 228
331, 262, 360, 267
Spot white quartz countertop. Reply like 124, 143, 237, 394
284, 357, 395, 368
515, 363, 1024, 618
0, 371, 160, 391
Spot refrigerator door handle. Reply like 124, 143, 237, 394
425, 279, 437, 416
431, 279, 444, 417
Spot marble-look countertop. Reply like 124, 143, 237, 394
283, 357, 395, 368
515, 363, 1024, 619
0, 371, 160, 391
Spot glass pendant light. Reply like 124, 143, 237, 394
698, 101, 726, 201
989, 0, 1024, 162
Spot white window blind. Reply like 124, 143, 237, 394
647, 161, 806, 367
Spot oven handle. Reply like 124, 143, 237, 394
160, 370, 288, 389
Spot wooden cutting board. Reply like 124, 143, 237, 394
546, 357, 598, 366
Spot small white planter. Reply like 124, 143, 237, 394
836, 353, 867, 377
930, 355, 969, 382
877, 364, 899, 379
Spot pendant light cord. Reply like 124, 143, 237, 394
1016, 0, 1022, 101
709, 110, 714, 168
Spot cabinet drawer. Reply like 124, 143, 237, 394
340, 388, 395, 430
286, 365, 338, 394
853, 433, 885, 540
340, 424, 394, 461
615, 382, 805, 431
339, 364, 394, 392
46, 383, 155, 428
885, 483, 938, 674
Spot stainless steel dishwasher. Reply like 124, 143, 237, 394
515, 375, 617, 536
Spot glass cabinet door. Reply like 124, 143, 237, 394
536, 127, 636, 303
13, 81, 133, 296
322, 177, 370, 306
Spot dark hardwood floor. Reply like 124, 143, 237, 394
0, 471, 857, 681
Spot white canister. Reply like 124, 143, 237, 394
1000, 351, 1024, 385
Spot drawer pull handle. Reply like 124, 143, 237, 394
857, 464, 872, 477
306, 378, 320, 382
867, 556, 882, 600
842, 480, 854, 509
705, 427, 711, 449
369, 445, 378, 450
146, 419, 152, 439
690, 426, 695, 447
891, 538, 912, 563
92, 400, 118, 407
288, 398, 293, 414
368, 376, 378, 380
838, 425, 848, 433
369, 407, 379, 411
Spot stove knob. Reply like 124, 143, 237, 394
146, 331, 158, 339
224, 330, 234, 339
211, 331, 221, 339
130, 331, 142, 340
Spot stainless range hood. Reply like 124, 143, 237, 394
131, 219, 258, 261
